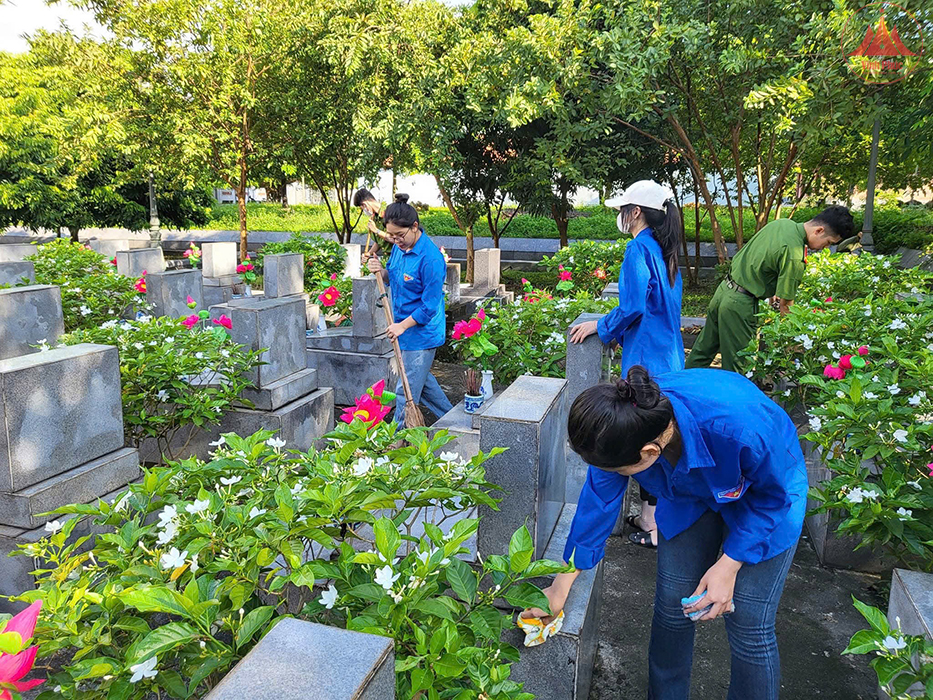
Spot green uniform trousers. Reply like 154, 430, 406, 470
685, 280, 759, 373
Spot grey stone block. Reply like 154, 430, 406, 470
116, 248, 165, 278
600, 282, 618, 301
804, 441, 891, 572
87, 238, 148, 259
0, 448, 140, 529
141, 388, 334, 463
478, 376, 568, 559
204, 617, 394, 700
0, 285, 65, 360
507, 504, 602, 700
352, 276, 389, 338
204, 274, 241, 287
306, 348, 398, 406
430, 402, 480, 463
203, 242, 238, 278
888, 569, 933, 638
203, 283, 235, 309
263, 253, 305, 298
0, 262, 35, 287
0, 244, 38, 263
305, 327, 393, 355
473, 248, 501, 291
341, 244, 361, 278
210, 297, 306, 387
239, 368, 318, 411
446, 263, 461, 303
0, 343, 124, 491
146, 269, 203, 319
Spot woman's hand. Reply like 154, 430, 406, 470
521, 570, 579, 622
684, 553, 742, 621
569, 320, 599, 344
386, 322, 407, 340
366, 256, 383, 274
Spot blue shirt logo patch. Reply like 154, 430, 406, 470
717, 476, 746, 501
403, 273, 414, 282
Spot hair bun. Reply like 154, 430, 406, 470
615, 378, 636, 404
625, 365, 661, 409
394, 193, 410, 204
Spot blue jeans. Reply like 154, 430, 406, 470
648, 510, 797, 700
393, 348, 453, 427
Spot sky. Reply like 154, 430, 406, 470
0, 0, 102, 53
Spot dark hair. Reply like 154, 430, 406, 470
568, 365, 673, 469
383, 193, 420, 229
353, 188, 376, 208
621, 200, 683, 286
810, 205, 854, 241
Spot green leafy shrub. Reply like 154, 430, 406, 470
26, 240, 143, 332
844, 598, 933, 698
13, 423, 563, 700
258, 234, 351, 318
741, 251, 933, 568
539, 240, 628, 298
62, 315, 263, 460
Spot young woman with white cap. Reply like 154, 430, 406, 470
569, 179, 685, 548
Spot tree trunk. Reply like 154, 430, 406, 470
466, 225, 474, 285
433, 173, 474, 283
68, 226, 80, 243
486, 206, 500, 249
392, 168, 397, 199
236, 179, 248, 262
552, 187, 570, 249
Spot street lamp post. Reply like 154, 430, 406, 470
148, 171, 161, 244
861, 117, 880, 252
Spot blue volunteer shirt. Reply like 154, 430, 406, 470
564, 369, 807, 569
386, 230, 446, 351
596, 228, 685, 374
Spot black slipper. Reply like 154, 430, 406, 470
625, 515, 641, 530
628, 530, 658, 549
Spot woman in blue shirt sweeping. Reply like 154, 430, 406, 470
570, 180, 685, 548
366, 194, 453, 426
525, 365, 806, 700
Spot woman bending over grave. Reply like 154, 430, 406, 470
523, 365, 806, 700
365, 193, 452, 426
570, 180, 686, 549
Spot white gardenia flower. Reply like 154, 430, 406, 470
864, 392, 879, 400
745, 370, 754, 378
417, 551, 430, 564
248, 507, 267, 519
319, 584, 338, 610
219, 476, 242, 486
157, 390, 169, 402
209, 436, 226, 447
908, 392, 926, 406
157, 505, 178, 527
156, 522, 177, 545
845, 487, 866, 504
827, 342, 835, 349
907, 481, 922, 490
190, 554, 199, 573
44, 520, 63, 534
185, 499, 210, 514
439, 451, 459, 463
129, 656, 159, 683
375, 456, 391, 469
160, 547, 188, 570
374, 565, 400, 591
893, 429, 909, 443
888, 384, 901, 396
809, 417, 823, 432
133, 342, 144, 350
101, 320, 118, 329
80, 305, 91, 316
882, 635, 907, 651
165, 337, 174, 344
353, 457, 374, 477
896, 507, 912, 520
836, 391, 846, 399
265, 437, 286, 450
889, 319, 907, 331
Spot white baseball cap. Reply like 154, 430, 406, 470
605, 180, 674, 210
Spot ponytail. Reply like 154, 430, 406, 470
568, 365, 673, 470
640, 201, 682, 287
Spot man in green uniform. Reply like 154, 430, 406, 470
686, 205, 854, 372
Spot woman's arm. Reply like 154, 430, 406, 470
596, 244, 650, 345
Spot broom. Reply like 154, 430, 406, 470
364, 240, 425, 428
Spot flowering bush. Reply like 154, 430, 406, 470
236, 255, 257, 285
844, 598, 933, 698
339, 380, 394, 428
741, 251, 933, 568
61, 314, 262, 461
12, 416, 563, 699
259, 234, 352, 317
450, 308, 498, 367
182, 242, 201, 267
469, 295, 614, 385
540, 239, 627, 297
0, 600, 44, 699
25, 240, 142, 332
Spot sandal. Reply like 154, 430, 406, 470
625, 515, 642, 530
628, 530, 658, 549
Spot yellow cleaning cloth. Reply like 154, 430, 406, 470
516, 611, 565, 647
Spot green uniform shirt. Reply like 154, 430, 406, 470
730, 219, 807, 301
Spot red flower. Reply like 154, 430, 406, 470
521, 278, 529, 285
823, 364, 845, 380
0, 599, 44, 697
213, 314, 232, 330
181, 314, 199, 330
452, 320, 466, 340
559, 270, 572, 282
858, 345, 869, 356
464, 318, 482, 337
839, 354, 853, 370
318, 286, 340, 307
477, 308, 486, 321
594, 268, 607, 280
236, 264, 247, 274
110, 256, 117, 266
340, 383, 391, 429
330, 273, 338, 281
134, 272, 147, 294
825, 297, 833, 302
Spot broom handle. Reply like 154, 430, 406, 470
372, 263, 417, 406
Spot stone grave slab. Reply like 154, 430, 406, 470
204, 618, 394, 700
116, 248, 165, 278
0, 244, 37, 263
146, 269, 203, 319
341, 244, 362, 278
305, 348, 398, 406
203, 242, 238, 279
0, 344, 124, 491
352, 276, 389, 338
473, 248, 501, 291
0, 285, 65, 360
305, 327, 393, 355
0, 262, 35, 287
263, 253, 304, 298
446, 263, 461, 303
888, 569, 933, 638
87, 238, 148, 259
239, 368, 318, 411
